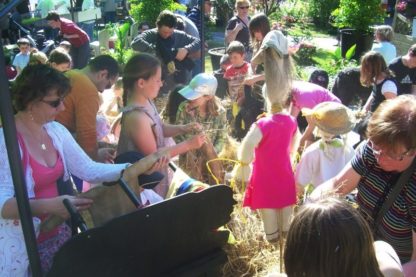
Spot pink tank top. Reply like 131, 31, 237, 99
30, 153, 64, 242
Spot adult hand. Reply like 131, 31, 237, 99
176, 48, 188, 61
234, 22, 244, 32
97, 147, 116, 163
49, 195, 93, 219
144, 154, 170, 175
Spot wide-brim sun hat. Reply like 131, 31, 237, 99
179, 73, 218, 101
251, 30, 289, 65
302, 101, 356, 136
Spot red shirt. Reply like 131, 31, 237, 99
60, 18, 89, 47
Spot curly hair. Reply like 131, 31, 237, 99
12, 64, 71, 111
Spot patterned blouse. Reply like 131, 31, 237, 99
175, 100, 228, 184
352, 142, 416, 263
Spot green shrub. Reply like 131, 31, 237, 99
270, 0, 311, 27
331, 0, 384, 34
129, 0, 185, 27
308, 0, 340, 27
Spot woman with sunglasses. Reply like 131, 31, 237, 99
225, 0, 251, 60
0, 64, 166, 275
311, 95, 416, 269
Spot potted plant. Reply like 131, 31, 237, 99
332, 0, 385, 59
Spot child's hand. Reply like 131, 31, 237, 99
183, 122, 202, 134
187, 133, 206, 150
243, 76, 257, 86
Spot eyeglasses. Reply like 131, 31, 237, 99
368, 140, 415, 161
41, 97, 64, 108
238, 6, 250, 9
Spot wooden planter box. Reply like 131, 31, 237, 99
392, 13, 416, 56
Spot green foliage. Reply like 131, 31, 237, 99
331, 0, 385, 33
215, 0, 234, 26
129, 0, 186, 27
293, 43, 317, 66
114, 22, 132, 64
307, 0, 339, 27
344, 44, 356, 60
313, 45, 358, 77
104, 22, 135, 65
271, 0, 311, 26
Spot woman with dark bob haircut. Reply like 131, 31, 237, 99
312, 95, 416, 268
283, 198, 402, 277
0, 64, 162, 275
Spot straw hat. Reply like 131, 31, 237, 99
302, 102, 356, 135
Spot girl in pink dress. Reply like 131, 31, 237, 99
234, 30, 298, 242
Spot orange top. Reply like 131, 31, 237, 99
56, 70, 100, 160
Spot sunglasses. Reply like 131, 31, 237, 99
238, 6, 249, 9
368, 140, 415, 162
41, 98, 64, 108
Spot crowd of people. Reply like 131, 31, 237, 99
1, 0, 416, 276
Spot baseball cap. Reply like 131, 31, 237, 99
179, 73, 218, 100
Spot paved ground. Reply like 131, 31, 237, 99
210, 31, 339, 52
311, 36, 339, 52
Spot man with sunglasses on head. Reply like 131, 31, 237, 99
56, 55, 119, 169
312, 95, 416, 271
225, 0, 251, 60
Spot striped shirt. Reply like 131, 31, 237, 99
351, 142, 416, 263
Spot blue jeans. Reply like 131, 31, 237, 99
70, 41, 91, 69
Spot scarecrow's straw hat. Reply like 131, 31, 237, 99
302, 101, 356, 135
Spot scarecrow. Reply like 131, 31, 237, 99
232, 30, 298, 270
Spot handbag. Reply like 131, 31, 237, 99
371, 157, 416, 238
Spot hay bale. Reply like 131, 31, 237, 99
222, 186, 282, 277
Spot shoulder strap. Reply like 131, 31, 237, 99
374, 157, 416, 227
235, 16, 249, 28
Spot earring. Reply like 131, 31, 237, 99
29, 110, 35, 121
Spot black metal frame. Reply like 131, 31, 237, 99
0, 1, 42, 276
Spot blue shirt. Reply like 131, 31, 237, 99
372, 41, 397, 64
12, 52, 30, 72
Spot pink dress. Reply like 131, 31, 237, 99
291, 80, 340, 110
243, 113, 297, 209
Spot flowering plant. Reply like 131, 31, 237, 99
396, 0, 407, 12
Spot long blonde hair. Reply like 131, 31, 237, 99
263, 47, 293, 113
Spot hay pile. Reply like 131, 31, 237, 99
221, 184, 282, 277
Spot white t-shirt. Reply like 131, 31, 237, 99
295, 138, 355, 187
380, 79, 398, 96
